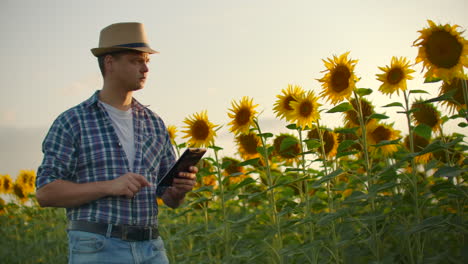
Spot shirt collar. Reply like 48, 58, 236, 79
84, 90, 146, 111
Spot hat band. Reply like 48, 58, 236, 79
114, 42, 150, 48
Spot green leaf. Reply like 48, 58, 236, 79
434, 166, 467, 178
408, 216, 446, 234
317, 211, 345, 226
232, 177, 256, 190
382, 102, 404, 108
458, 122, 467, 128
372, 138, 401, 147
335, 127, 359, 134
369, 182, 397, 195
356, 88, 373, 97
413, 124, 432, 140
337, 140, 357, 152
423, 89, 456, 104
327, 102, 353, 113
208, 145, 223, 151
238, 158, 260, 167
311, 169, 344, 187
304, 138, 321, 149
409, 89, 429, 94
369, 113, 389, 120
258, 132, 273, 139
424, 76, 442, 83
280, 136, 299, 152
286, 124, 298, 130
336, 150, 359, 158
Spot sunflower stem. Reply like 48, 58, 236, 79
403, 90, 423, 263
254, 120, 283, 263
297, 127, 314, 243
212, 147, 231, 259
315, 121, 341, 264
352, 90, 381, 261
462, 79, 468, 122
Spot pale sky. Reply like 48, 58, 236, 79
1, 0, 467, 177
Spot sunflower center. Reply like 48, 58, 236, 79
322, 131, 335, 155
372, 126, 391, 143
426, 30, 462, 69
299, 101, 313, 117
331, 65, 351, 92
235, 108, 251, 126
413, 104, 439, 128
192, 120, 210, 140
283, 96, 295, 111
386, 67, 404, 85
239, 134, 259, 154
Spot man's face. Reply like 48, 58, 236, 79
109, 51, 150, 91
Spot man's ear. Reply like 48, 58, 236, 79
104, 54, 114, 74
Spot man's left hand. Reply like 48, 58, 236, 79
170, 166, 198, 198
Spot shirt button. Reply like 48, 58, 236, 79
118, 143, 122, 147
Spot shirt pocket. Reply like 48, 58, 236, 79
141, 134, 164, 173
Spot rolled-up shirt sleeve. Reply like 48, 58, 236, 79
36, 115, 78, 190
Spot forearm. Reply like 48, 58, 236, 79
161, 187, 186, 209
36, 179, 110, 208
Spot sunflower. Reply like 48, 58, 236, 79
273, 84, 305, 122
289, 90, 320, 129
404, 134, 432, 164
0, 197, 5, 215
413, 20, 468, 81
318, 52, 359, 105
411, 99, 442, 132
0, 174, 14, 194
16, 170, 36, 194
222, 157, 248, 184
181, 110, 218, 148
13, 183, 28, 204
439, 77, 467, 112
167, 125, 178, 145
227, 96, 258, 134
307, 128, 339, 158
366, 122, 401, 156
195, 159, 217, 188
377, 56, 415, 96
344, 98, 375, 127
273, 134, 301, 164
235, 132, 262, 161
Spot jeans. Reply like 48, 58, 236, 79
67, 230, 169, 264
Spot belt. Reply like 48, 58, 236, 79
68, 221, 159, 242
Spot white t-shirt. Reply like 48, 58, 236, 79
100, 101, 135, 171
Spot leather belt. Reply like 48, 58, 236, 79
68, 220, 159, 242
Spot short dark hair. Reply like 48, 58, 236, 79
97, 51, 131, 77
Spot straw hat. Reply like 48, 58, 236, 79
91, 22, 158, 57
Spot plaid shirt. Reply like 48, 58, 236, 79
36, 91, 176, 226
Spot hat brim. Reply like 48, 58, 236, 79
91, 46, 158, 57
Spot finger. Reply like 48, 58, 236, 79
189, 166, 198, 173
127, 182, 139, 193
124, 189, 134, 199
177, 172, 196, 180
134, 174, 151, 187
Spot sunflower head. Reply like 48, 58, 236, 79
411, 99, 442, 132
273, 84, 305, 122
15, 170, 36, 194
273, 134, 301, 164
404, 133, 432, 164
222, 157, 248, 184
0, 174, 14, 194
13, 183, 28, 204
377, 56, 415, 96
289, 90, 320, 129
307, 127, 339, 158
235, 132, 262, 161
413, 20, 468, 81
366, 122, 401, 156
318, 52, 359, 105
167, 125, 178, 145
439, 77, 467, 112
227, 96, 259, 135
344, 98, 375, 127
182, 110, 218, 148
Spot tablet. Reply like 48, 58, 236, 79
158, 148, 207, 186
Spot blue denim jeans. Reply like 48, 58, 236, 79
67, 230, 169, 264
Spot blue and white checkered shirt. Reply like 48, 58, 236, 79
36, 91, 176, 226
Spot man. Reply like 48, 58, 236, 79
35, 22, 197, 263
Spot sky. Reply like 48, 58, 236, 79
0, 0, 467, 178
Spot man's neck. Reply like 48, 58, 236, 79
99, 84, 133, 111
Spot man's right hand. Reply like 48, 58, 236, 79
108, 173, 151, 198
